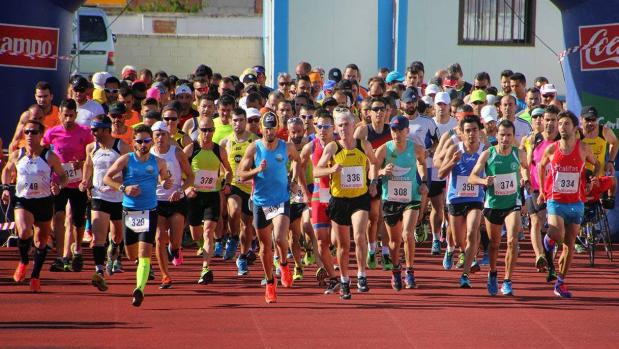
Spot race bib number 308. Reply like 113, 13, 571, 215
387, 180, 412, 203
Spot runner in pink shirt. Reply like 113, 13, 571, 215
43, 99, 94, 273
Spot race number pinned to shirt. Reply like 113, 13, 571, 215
341, 166, 363, 189
318, 187, 331, 203
456, 176, 479, 197
387, 180, 412, 203
494, 173, 517, 196
553, 172, 579, 194
62, 163, 82, 184
194, 170, 218, 191
262, 202, 285, 220
125, 210, 149, 233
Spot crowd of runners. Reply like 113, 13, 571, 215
3, 61, 617, 306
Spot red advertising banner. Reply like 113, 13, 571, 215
579, 22, 619, 71
0, 23, 59, 70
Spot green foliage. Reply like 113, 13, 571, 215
132, 0, 202, 13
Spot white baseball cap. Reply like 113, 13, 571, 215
151, 121, 170, 133
425, 84, 441, 96
246, 107, 261, 119
421, 96, 434, 106
175, 84, 192, 96
434, 91, 451, 105
540, 83, 557, 95
92, 71, 112, 90
481, 105, 498, 123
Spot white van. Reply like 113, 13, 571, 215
72, 6, 115, 76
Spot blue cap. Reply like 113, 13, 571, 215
385, 71, 404, 84
401, 88, 418, 103
262, 112, 278, 128
389, 115, 409, 130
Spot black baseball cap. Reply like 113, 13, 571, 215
71, 76, 89, 90
581, 105, 598, 119
262, 112, 278, 128
109, 102, 127, 115
328, 68, 342, 83
401, 88, 418, 103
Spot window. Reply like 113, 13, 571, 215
458, 0, 536, 46
79, 15, 107, 43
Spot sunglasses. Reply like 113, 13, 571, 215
584, 118, 597, 122
73, 87, 86, 93
105, 88, 119, 94
315, 124, 332, 130
474, 85, 487, 90
472, 101, 485, 105
23, 129, 40, 135
531, 114, 543, 119
91, 128, 101, 133
110, 114, 124, 119
300, 114, 313, 120
200, 127, 216, 133
134, 138, 152, 144
278, 82, 290, 86
542, 94, 555, 98
248, 118, 261, 123
371, 106, 386, 112
163, 117, 178, 122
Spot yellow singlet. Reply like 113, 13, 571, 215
329, 139, 368, 198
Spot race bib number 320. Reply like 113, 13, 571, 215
125, 210, 149, 233
341, 166, 363, 189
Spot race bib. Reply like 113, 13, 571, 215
22, 180, 43, 196
62, 163, 82, 184
194, 170, 218, 191
494, 173, 517, 196
125, 210, 149, 233
262, 202, 285, 220
387, 180, 412, 203
553, 171, 579, 194
340, 166, 363, 189
318, 187, 331, 203
456, 176, 479, 197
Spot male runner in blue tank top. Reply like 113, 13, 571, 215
104, 124, 173, 307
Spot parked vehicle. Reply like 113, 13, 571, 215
72, 6, 115, 76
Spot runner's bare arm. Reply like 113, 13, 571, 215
313, 142, 339, 178
372, 144, 387, 179
47, 151, 68, 188
433, 132, 452, 168
103, 154, 129, 190
182, 142, 194, 158
469, 149, 490, 186
287, 143, 306, 188
603, 125, 617, 173
353, 124, 367, 140
176, 147, 195, 191
238, 142, 260, 181
581, 142, 600, 176
438, 143, 460, 179
80, 143, 95, 190
218, 145, 233, 186
362, 139, 378, 169
537, 144, 555, 202
1, 151, 18, 186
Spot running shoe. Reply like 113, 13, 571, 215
340, 281, 352, 300
49, 258, 65, 272
213, 241, 224, 258
112, 259, 124, 274
574, 243, 586, 254
405, 270, 417, 289
83, 230, 93, 243
543, 235, 556, 254
236, 257, 249, 276
459, 273, 472, 288
366, 252, 377, 269
159, 275, 172, 289
501, 280, 513, 296
13, 262, 27, 282
71, 253, 84, 272
63, 259, 72, 272
535, 255, 548, 272
293, 266, 304, 281
357, 276, 370, 293
166, 245, 174, 262
274, 258, 281, 277
443, 251, 454, 270
470, 259, 481, 274
105, 259, 114, 276
315, 267, 328, 286
246, 250, 257, 265
431, 240, 441, 255
265, 281, 277, 303
456, 253, 465, 269
286, 248, 293, 260
479, 250, 490, 266
415, 224, 427, 243
198, 267, 214, 284
382, 254, 394, 271
546, 267, 558, 283
303, 250, 315, 266
280, 264, 293, 287
324, 278, 339, 294
91, 272, 108, 292
224, 238, 238, 261
554, 280, 572, 298
487, 271, 498, 296
132, 288, 144, 307
391, 270, 403, 291
148, 266, 155, 281
29, 278, 41, 293
171, 248, 184, 266
260, 278, 268, 287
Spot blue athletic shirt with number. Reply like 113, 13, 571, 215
381, 140, 421, 203
252, 139, 289, 206
122, 152, 159, 210
447, 142, 485, 204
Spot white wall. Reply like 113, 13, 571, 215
111, 14, 262, 36
287, 0, 378, 84
407, 0, 566, 95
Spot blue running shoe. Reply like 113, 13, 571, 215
236, 257, 249, 276
405, 270, 417, 289
487, 271, 498, 296
431, 240, 441, 255
501, 280, 513, 296
460, 273, 471, 288
554, 280, 572, 298
224, 238, 239, 260
443, 251, 454, 270
214, 241, 224, 258
391, 270, 403, 291
543, 235, 556, 253
479, 250, 490, 266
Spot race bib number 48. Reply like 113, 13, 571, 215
125, 210, 149, 233
456, 176, 479, 197
341, 166, 363, 189
553, 172, 579, 194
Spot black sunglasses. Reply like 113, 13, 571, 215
163, 117, 178, 122
371, 106, 386, 112
248, 118, 260, 123
134, 138, 152, 144
105, 88, 119, 94
23, 129, 40, 135
200, 127, 216, 133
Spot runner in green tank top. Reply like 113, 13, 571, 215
469, 119, 529, 297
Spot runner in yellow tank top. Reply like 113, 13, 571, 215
314, 106, 378, 300
580, 106, 617, 177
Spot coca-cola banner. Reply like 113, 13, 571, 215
579, 23, 619, 71
0, 23, 59, 70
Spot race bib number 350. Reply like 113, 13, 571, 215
125, 210, 149, 233
553, 172, 579, 194
456, 176, 479, 197
340, 166, 364, 189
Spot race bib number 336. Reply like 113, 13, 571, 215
340, 166, 363, 189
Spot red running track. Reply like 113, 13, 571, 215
0, 242, 618, 348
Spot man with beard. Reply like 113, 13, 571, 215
580, 106, 617, 178
72, 77, 104, 127
183, 94, 217, 141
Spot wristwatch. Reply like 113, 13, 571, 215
119, 184, 126, 193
